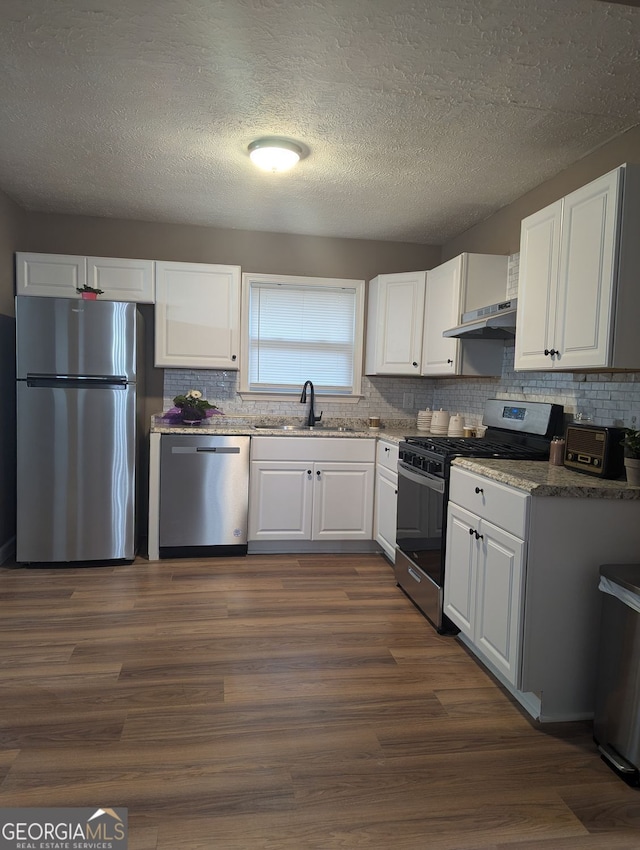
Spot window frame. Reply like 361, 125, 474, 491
239, 272, 365, 399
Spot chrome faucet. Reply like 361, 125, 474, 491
300, 380, 323, 427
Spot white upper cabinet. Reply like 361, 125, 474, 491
365, 271, 426, 375
421, 256, 462, 376
515, 164, 640, 371
421, 253, 508, 377
16, 252, 154, 302
154, 261, 241, 370
513, 202, 562, 370
86, 256, 154, 302
16, 253, 86, 297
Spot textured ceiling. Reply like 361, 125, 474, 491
1, 0, 639, 245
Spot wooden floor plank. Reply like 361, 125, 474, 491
0, 552, 636, 850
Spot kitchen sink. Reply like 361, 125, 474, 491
252, 424, 355, 432
253, 424, 302, 431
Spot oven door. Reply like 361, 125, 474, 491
395, 461, 458, 634
396, 462, 445, 584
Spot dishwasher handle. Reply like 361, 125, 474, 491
171, 446, 241, 454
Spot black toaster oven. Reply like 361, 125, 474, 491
564, 423, 625, 479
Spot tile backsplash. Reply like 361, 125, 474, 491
163, 369, 434, 424
163, 251, 640, 430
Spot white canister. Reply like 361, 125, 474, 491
447, 414, 464, 436
431, 409, 450, 432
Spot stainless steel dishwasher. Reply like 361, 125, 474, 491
159, 434, 250, 557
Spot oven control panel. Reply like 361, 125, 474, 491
399, 447, 445, 478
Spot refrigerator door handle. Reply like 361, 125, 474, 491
26, 374, 128, 389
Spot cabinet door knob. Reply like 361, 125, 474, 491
474, 486, 483, 494
474, 530, 484, 541
307, 469, 312, 476
316, 470, 321, 477
412, 361, 418, 367
469, 527, 475, 536
231, 354, 237, 361
385, 446, 390, 453
544, 348, 558, 357
447, 359, 453, 364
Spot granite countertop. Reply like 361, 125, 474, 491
150, 415, 426, 443
453, 457, 640, 499
151, 416, 640, 498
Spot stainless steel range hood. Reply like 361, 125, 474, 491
443, 298, 517, 340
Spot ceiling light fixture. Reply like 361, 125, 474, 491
248, 137, 305, 173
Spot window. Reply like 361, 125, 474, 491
240, 273, 365, 396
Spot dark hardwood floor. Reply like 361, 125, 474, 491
1, 553, 638, 849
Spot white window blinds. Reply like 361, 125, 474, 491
247, 281, 358, 394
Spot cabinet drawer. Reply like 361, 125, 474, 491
449, 466, 529, 538
376, 439, 399, 472
251, 436, 376, 462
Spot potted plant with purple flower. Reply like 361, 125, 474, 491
173, 389, 218, 424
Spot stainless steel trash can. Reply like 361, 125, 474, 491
593, 563, 640, 784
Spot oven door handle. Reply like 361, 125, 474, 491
398, 462, 445, 493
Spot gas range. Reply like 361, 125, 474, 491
399, 399, 565, 480
394, 398, 565, 634
399, 433, 552, 479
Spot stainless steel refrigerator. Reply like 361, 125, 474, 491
16, 296, 143, 563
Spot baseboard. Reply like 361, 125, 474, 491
0, 535, 16, 565
248, 540, 379, 555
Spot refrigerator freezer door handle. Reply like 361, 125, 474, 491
26, 375, 128, 389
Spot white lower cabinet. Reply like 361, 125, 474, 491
445, 502, 524, 685
374, 439, 399, 562
248, 462, 313, 540
374, 467, 398, 561
248, 437, 375, 543
445, 464, 640, 722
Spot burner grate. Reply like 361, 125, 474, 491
403, 435, 550, 461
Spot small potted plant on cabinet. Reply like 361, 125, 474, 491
173, 389, 218, 425
622, 428, 640, 486
76, 284, 104, 300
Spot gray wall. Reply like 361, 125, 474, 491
7, 210, 442, 558
4, 123, 640, 561
21, 214, 442, 281
437, 126, 640, 430
442, 124, 640, 259
0, 190, 25, 561
19, 215, 442, 433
